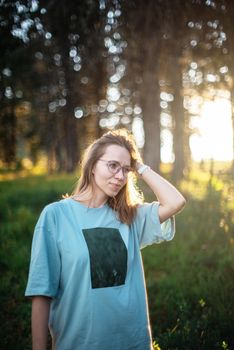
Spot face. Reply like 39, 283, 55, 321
92, 144, 131, 200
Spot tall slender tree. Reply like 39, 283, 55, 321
222, 0, 234, 171
120, 0, 164, 172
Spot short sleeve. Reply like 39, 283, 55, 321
25, 204, 61, 298
133, 202, 175, 249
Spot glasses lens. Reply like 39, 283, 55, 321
105, 161, 132, 177
107, 161, 121, 174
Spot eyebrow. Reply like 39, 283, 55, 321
101, 159, 131, 167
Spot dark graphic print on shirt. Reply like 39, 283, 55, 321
82, 227, 127, 289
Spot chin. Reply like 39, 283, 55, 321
104, 188, 120, 198
111, 187, 124, 197
107, 191, 118, 198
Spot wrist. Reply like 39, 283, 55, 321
137, 163, 150, 175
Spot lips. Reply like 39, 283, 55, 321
109, 183, 122, 190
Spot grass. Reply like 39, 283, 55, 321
0, 164, 233, 349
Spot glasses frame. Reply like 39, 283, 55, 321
98, 159, 133, 178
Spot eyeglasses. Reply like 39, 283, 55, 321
98, 159, 132, 177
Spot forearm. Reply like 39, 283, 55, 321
138, 165, 186, 222
32, 296, 51, 350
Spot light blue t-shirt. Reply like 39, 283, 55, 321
25, 198, 175, 350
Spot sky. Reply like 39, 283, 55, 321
160, 98, 233, 163
104, 85, 233, 163
189, 98, 233, 162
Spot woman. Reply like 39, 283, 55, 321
25, 128, 186, 350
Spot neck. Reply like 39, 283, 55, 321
73, 188, 108, 208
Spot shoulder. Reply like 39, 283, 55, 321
35, 199, 73, 230
39, 198, 71, 220
43, 198, 70, 211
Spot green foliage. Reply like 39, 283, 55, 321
0, 174, 75, 350
0, 170, 233, 349
143, 170, 234, 350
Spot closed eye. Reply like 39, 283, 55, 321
108, 161, 120, 170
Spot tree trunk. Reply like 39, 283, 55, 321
140, 2, 161, 173
171, 60, 185, 182
141, 71, 161, 172
64, 117, 79, 172
0, 105, 16, 165
230, 91, 234, 173
222, 1, 234, 172
228, 47, 234, 173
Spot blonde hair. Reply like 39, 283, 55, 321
73, 129, 143, 224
